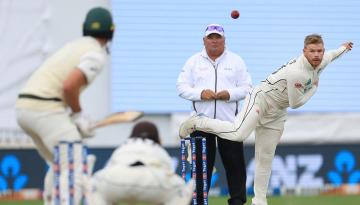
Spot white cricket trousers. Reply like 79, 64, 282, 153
16, 108, 82, 205
194, 86, 287, 205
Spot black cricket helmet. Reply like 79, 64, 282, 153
83, 7, 115, 40
129, 121, 161, 145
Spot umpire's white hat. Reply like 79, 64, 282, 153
205, 23, 225, 37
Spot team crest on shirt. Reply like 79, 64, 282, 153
294, 82, 302, 88
295, 79, 312, 93
303, 79, 312, 93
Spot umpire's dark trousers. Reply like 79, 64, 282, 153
191, 131, 247, 205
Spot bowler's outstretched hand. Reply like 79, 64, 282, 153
342, 41, 353, 50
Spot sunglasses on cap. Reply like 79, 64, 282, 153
205, 25, 224, 32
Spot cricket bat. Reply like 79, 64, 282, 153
91, 111, 144, 130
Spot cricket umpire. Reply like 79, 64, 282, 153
176, 23, 252, 205
15, 7, 115, 205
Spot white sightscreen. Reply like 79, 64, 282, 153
111, 0, 360, 113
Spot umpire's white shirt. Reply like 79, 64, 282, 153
177, 49, 252, 121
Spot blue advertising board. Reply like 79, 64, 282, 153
1, 143, 360, 196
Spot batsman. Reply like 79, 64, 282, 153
180, 34, 353, 205
15, 7, 115, 205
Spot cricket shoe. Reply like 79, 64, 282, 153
179, 113, 207, 138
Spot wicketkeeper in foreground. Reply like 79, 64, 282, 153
84, 121, 194, 205
179, 34, 353, 205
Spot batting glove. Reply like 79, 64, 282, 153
71, 112, 95, 139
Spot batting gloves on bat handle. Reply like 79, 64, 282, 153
179, 113, 208, 138
71, 112, 95, 139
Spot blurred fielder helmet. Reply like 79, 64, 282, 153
129, 121, 161, 145
83, 7, 115, 40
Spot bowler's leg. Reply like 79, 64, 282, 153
180, 91, 261, 142
251, 127, 282, 205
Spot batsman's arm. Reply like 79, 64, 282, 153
63, 68, 87, 113
64, 51, 105, 114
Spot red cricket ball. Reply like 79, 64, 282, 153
231, 10, 240, 19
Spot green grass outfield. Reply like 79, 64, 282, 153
2, 195, 360, 205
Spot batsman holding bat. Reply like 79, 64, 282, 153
15, 7, 115, 205
84, 121, 194, 205
180, 34, 353, 205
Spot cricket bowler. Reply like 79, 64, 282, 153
179, 34, 353, 205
